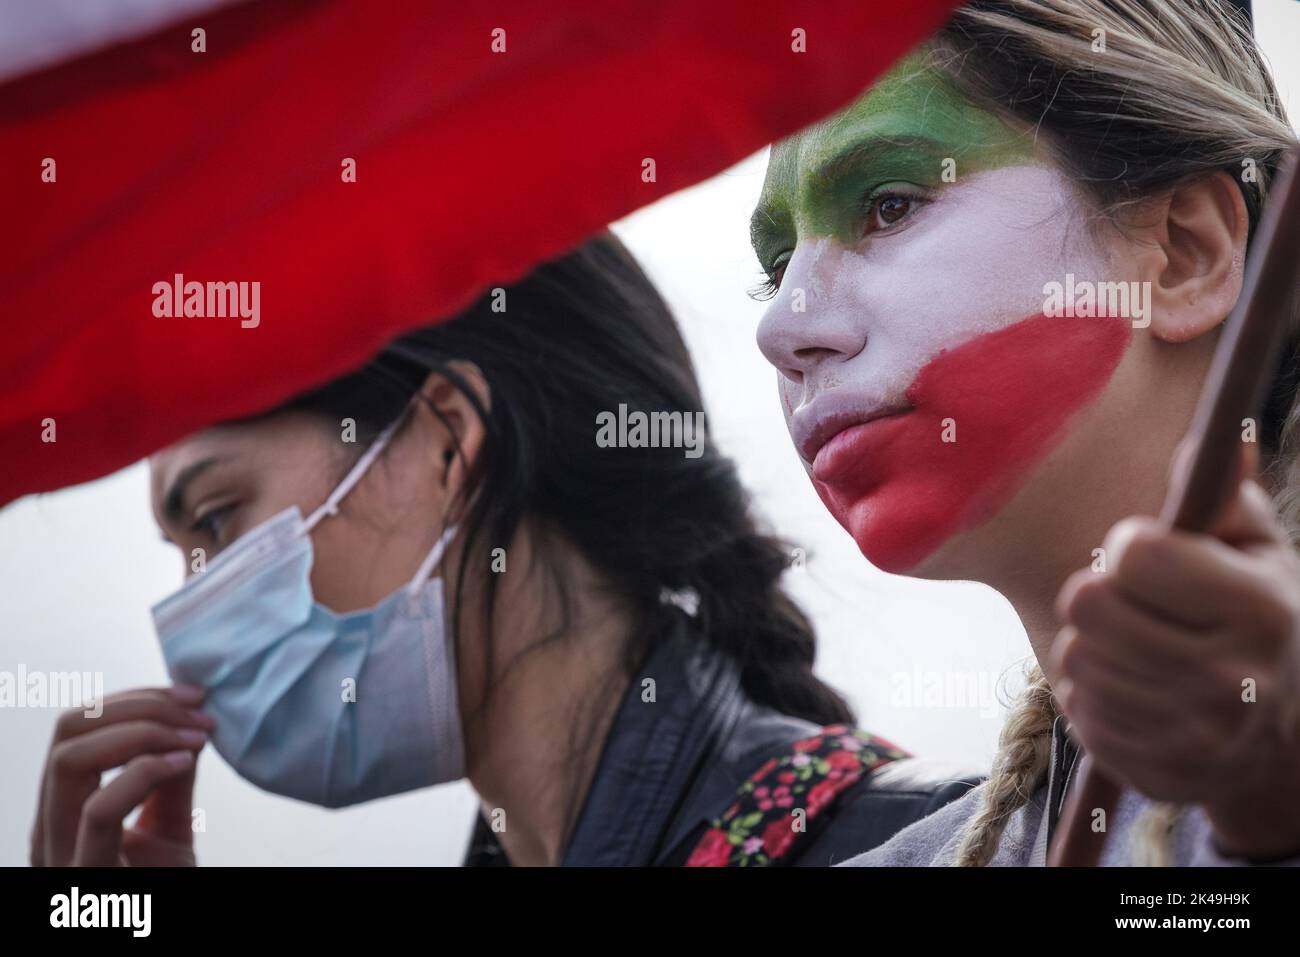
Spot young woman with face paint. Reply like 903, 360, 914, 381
30, 234, 977, 868
753, 0, 1300, 865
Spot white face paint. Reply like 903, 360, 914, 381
757, 163, 1115, 463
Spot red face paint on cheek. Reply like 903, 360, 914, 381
811, 313, 1131, 572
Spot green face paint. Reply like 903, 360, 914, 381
751, 53, 1039, 277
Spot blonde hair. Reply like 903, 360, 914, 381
952, 667, 1056, 866
927, 0, 1300, 866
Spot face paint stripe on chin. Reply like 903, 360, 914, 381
813, 312, 1131, 573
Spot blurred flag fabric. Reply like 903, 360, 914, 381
0, 0, 959, 507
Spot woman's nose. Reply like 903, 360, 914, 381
755, 242, 868, 384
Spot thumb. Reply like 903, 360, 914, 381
1210, 475, 1287, 548
134, 760, 197, 847
1200, 436, 1285, 548
1234, 436, 1260, 486
1167, 435, 1271, 541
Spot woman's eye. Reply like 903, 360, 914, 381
863, 188, 926, 235
190, 503, 236, 546
749, 188, 923, 302
876, 195, 912, 225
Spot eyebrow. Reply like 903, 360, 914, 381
807, 133, 946, 191
162, 456, 223, 527
750, 134, 947, 257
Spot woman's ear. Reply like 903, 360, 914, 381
1139, 170, 1249, 344
414, 361, 491, 514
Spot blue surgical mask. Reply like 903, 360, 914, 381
151, 415, 465, 807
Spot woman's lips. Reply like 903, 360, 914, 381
799, 313, 1132, 573
810, 409, 913, 482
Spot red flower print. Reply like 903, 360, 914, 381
762, 818, 797, 859
686, 828, 733, 867
684, 723, 908, 867
806, 779, 842, 817
827, 750, 861, 771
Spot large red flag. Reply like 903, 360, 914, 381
0, 0, 959, 507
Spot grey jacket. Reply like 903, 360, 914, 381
844, 715, 1300, 866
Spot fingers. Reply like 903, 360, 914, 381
52, 721, 209, 775
119, 822, 197, 867
1052, 627, 1178, 738
53, 685, 212, 741
73, 751, 196, 866
1056, 569, 1197, 670
36, 685, 211, 868
1095, 503, 1286, 630
43, 721, 208, 867
33, 685, 211, 866
1052, 580, 1202, 758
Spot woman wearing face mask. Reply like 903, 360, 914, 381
751, 0, 1300, 865
31, 233, 976, 868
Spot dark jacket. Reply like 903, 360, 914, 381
464, 616, 981, 866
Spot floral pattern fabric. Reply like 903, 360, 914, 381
685, 725, 909, 867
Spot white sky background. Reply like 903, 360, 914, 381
2, 1, 1297, 866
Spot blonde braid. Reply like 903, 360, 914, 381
953, 667, 1058, 866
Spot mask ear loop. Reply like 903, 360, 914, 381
405, 523, 459, 597
303, 410, 409, 532
298, 402, 458, 597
